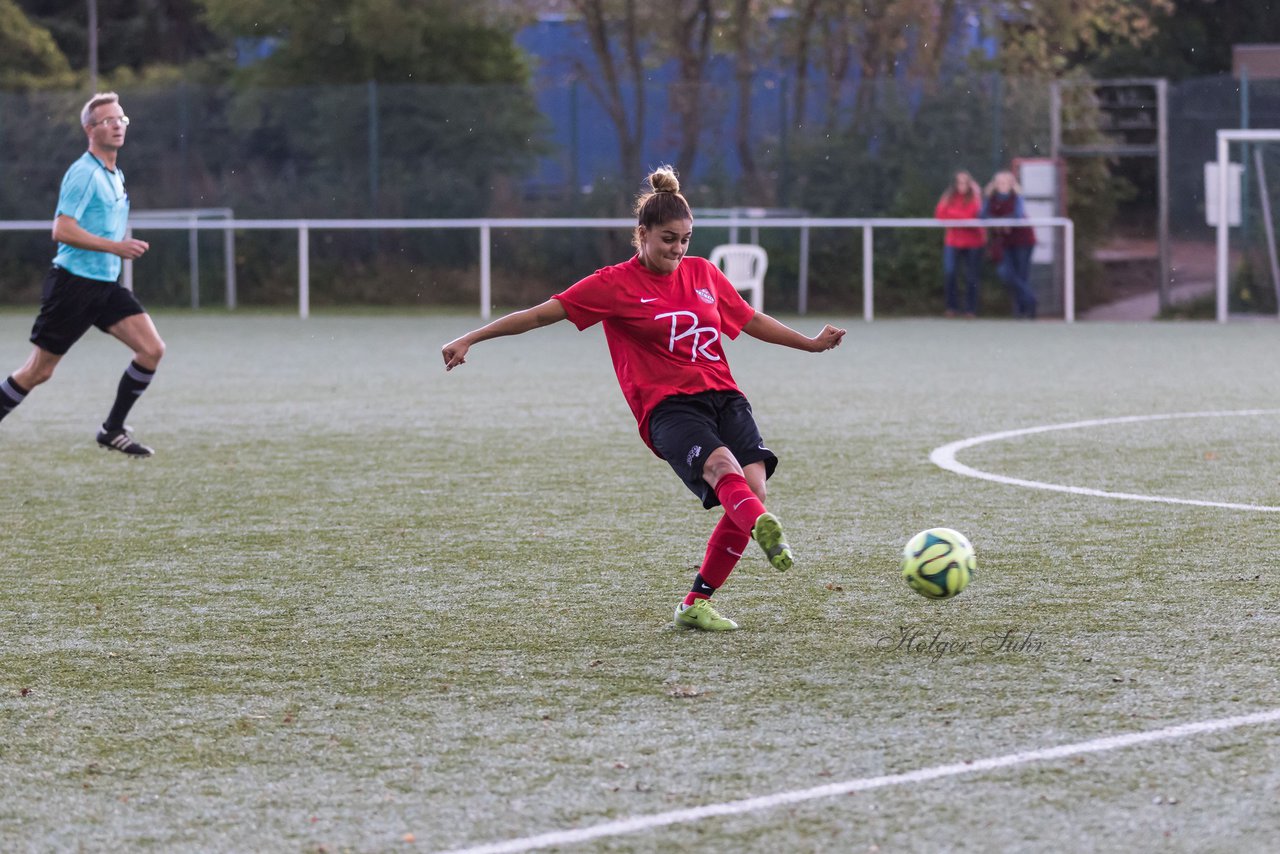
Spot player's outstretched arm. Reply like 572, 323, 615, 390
442, 298, 568, 371
741, 312, 845, 353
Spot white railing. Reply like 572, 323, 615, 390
126, 208, 236, 310
0, 215, 1075, 321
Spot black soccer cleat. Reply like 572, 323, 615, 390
96, 425, 154, 457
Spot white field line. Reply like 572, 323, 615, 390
438, 707, 1280, 854
930, 409, 1280, 512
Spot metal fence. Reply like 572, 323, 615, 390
4, 72, 1268, 313
0, 215, 1075, 320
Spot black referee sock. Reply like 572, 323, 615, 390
0, 375, 29, 423
103, 361, 155, 431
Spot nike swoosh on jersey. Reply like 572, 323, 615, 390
640, 297, 659, 303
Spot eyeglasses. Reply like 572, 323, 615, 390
90, 116, 130, 128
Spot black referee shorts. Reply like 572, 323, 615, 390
29, 266, 147, 356
648, 389, 779, 509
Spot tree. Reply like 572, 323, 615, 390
561, 0, 757, 194
568, 0, 649, 192
191, 0, 546, 222
200, 0, 531, 85
772, 0, 958, 126
19, 0, 222, 75
1, 0, 73, 89
1085, 0, 1280, 80
664, 0, 714, 182
986, 0, 1174, 76
728, 0, 760, 192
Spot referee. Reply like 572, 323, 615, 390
0, 92, 165, 456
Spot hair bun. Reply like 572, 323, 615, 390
649, 166, 680, 195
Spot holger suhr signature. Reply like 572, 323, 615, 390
876, 625, 1045, 662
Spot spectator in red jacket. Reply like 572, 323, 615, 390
934, 171, 986, 317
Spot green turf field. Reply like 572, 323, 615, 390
2, 310, 1279, 852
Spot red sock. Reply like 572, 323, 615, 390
683, 514, 752, 606
712, 472, 768, 536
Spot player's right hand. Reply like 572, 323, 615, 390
442, 339, 470, 371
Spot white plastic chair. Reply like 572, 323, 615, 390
708, 244, 767, 312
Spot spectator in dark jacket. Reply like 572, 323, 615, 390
982, 170, 1038, 319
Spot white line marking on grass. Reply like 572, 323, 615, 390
437, 708, 1280, 854
930, 409, 1280, 512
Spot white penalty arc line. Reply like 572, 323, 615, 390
438, 707, 1280, 854
930, 409, 1280, 513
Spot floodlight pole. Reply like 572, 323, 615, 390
1156, 79, 1170, 313
87, 0, 99, 92
480, 223, 491, 320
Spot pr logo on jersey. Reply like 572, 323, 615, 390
696, 288, 715, 304
655, 311, 721, 361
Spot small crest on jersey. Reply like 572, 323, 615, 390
695, 287, 715, 304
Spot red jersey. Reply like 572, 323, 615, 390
934, 194, 986, 249
553, 255, 757, 451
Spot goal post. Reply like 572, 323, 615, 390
1215, 129, 1280, 322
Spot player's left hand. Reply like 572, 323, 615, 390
810, 324, 846, 352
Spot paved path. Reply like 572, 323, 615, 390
1081, 280, 1215, 321
1081, 239, 1216, 321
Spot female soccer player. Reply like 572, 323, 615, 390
442, 167, 845, 631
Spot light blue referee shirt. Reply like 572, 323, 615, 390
51, 151, 130, 283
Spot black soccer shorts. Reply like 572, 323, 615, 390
647, 389, 779, 509
29, 266, 147, 356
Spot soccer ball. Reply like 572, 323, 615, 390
901, 527, 975, 600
